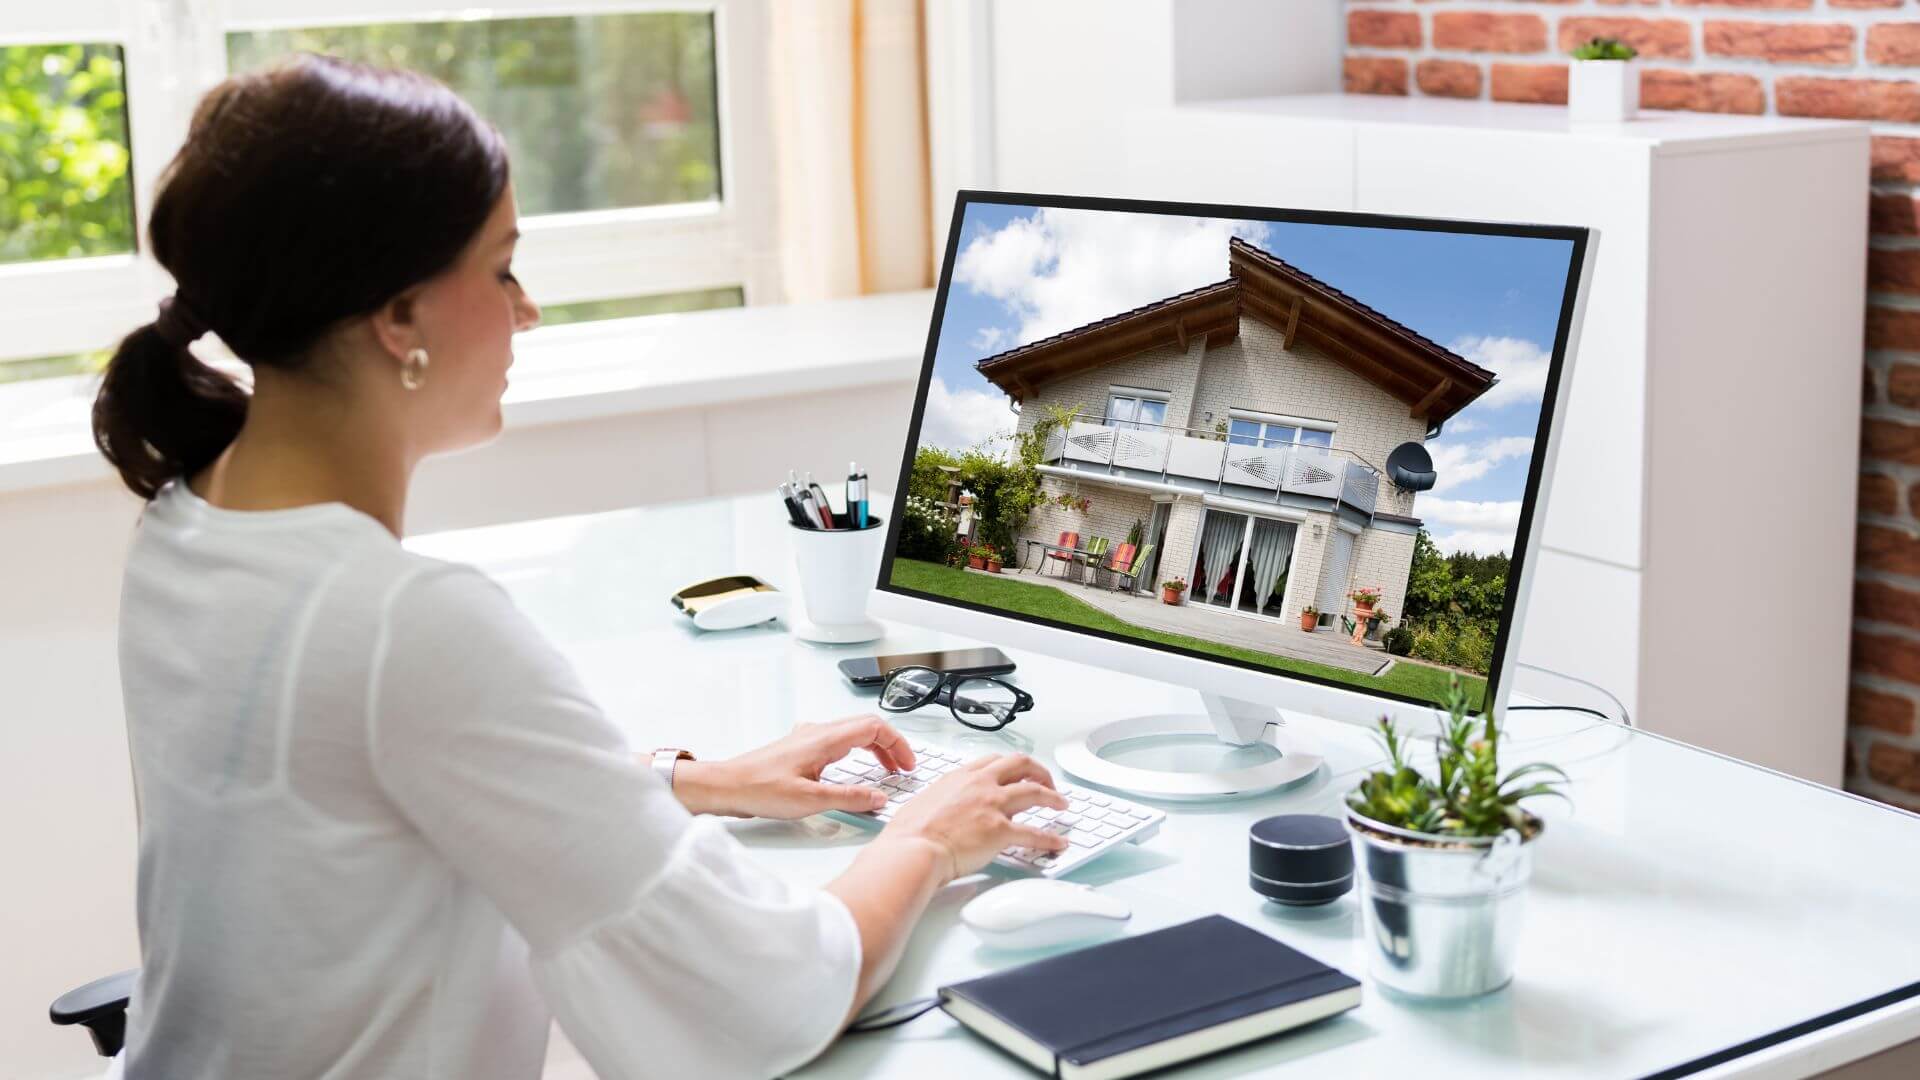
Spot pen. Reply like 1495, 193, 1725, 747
846, 461, 868, 529
778, 483, 812, 528
797, 486, 828, 530
805, 471, 836, 528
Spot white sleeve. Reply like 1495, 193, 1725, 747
367, 565, 860, 1078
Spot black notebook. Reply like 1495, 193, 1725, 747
937, 915, 1360, 1080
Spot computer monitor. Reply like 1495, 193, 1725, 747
872, 191, 1595, 799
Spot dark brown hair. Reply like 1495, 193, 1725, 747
92, 54, 509, 499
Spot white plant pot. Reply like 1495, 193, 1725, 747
1568, 59, 1638, 125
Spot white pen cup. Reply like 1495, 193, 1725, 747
788, 515, 887, 644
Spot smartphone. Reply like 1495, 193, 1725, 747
838, 647, 1015, 687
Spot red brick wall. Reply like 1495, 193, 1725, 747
1345, 0, 1920, 809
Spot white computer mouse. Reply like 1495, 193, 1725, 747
960, 879, 1132, 950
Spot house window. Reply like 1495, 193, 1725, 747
2, 1, 772, 382
1227, 416, 1334, 452
1107, 392, 1169, 433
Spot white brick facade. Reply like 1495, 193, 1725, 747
1007, 309, 1430, 636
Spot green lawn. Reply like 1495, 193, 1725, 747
887, 559, 1486, 710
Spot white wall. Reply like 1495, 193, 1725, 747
0, 378, 913, 1079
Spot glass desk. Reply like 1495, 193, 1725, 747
410, 494, 1920, 1078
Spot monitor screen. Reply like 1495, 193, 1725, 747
879, 192, 1587, 713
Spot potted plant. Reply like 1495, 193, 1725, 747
1348, 587, 1382, 620
967, 546, 988, 571
1299, 605, 1319, 632
1569, 36, 1638, 124
1345, 676, 1569, 999
1160, 577, 1188, 605
985, 545, 1003, 574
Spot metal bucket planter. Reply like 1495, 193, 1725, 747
1345, 809, 1538, 999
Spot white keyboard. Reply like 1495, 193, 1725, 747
820, 739, 1165, 878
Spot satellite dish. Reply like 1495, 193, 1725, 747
1386, 441, 1436, 492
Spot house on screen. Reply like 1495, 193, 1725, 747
979, 237, 1495, 634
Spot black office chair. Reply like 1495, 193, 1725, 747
50, 967, 138, 1056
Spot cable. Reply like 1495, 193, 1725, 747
1510, 660, 1634, 728
845, 996, 941, 1033
1508, 703, 1612, 722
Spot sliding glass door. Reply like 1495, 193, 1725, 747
1190, 510, 1297, 618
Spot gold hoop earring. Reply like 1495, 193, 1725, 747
401, 347, 430, 391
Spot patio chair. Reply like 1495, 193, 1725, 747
1108, 542, 1154, 597
1077, 537, 1110, 586
1093, 542, 1135, 591
1043, 531, 1080, 578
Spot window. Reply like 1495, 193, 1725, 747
0, 1, 775, 383
1106, 391, 1169, 433
0, 44, 134, 266
1228, 415, 1333, 451
537, 286, 743, 327
227, 13, 721, 217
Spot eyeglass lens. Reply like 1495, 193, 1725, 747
950, 678, 1019, 727
880, 667, 943, 711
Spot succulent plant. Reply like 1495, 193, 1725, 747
1347, 674, 1569, 840
1570, 37, 1637, 62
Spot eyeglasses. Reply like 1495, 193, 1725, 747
878, 666, 1034, 731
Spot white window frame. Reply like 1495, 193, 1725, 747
1226, 408, 1334, 450
0, 0, 777, 364
1105, 385, 1169, 432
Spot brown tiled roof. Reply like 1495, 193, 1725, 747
975, 279, 1238, 374
1225, 237, 1493, 390
972, 236, 1498, 426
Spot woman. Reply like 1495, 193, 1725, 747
91, 55, 1069, 1079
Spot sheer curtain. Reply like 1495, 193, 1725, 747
1197, 513, 1244, 604
768, 0, 933, 301
1245, 520, 1295, 614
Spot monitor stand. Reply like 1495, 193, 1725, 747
1051, 692, 1324, 801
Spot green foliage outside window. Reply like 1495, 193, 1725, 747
227, 13, 721, 217
0, 44, 134, 265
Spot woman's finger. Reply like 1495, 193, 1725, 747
1006, 822, 1070, 852
985, 753, 1056, 788
818, 715, 915, 773
998, 779, 1068, 814
809, 780, 888, 813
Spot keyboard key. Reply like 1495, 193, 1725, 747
1067, 799, 1089, 813
1054, 814, 1080, 828
1088, 795, 1112, 807
1069, 833, 1097, 848
1094, 823, 1122, 839
1110, 799, 1135, 814
1081, 808, 1108, 821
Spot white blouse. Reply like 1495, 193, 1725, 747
113, 480, 859, 1079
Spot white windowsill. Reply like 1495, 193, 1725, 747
0, 289, 936, 497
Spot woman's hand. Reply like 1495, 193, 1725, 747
670, 715, 918, 819
880, 753, 1069, 884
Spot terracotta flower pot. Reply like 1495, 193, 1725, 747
1300, 611, 1317, 632
1161, 588, 1184, 605
968, 555, 986, 570
987, 559, 1002, 574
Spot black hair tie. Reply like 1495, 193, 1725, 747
153, 294, 209, 347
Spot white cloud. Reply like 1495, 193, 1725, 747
1451, 335, 1551, 410
1429, 529, 1521, 557
1415, 496, 1523, 556
920, 377, 1016, 455
955, 208, 1271, 346
971, 326, 1010, 352
1423, 435, 1533, 494
1445, 417, 1483, 434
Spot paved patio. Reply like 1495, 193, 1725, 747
996, 564, 1394, 676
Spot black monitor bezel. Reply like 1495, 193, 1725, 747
876, 189, 1591, 714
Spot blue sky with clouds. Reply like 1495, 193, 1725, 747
918, 202, 1577, 556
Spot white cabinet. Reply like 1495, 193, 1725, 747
998, 93, 1867, 784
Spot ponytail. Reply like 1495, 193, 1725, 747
92, 320, 247, 500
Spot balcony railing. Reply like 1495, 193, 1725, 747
1042, 420, 1380, 516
